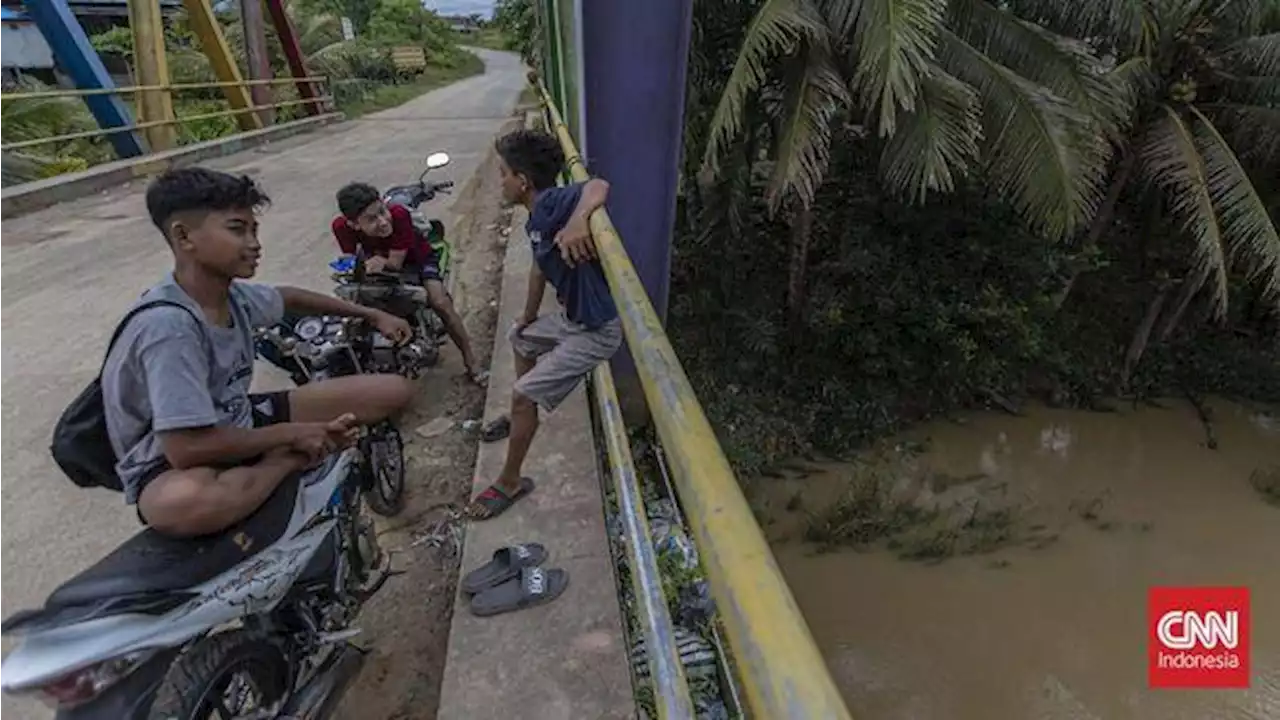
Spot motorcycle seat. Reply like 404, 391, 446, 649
42, 473, 303, 611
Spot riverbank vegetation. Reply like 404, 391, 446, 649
1, 0, 478, 184
489, 0, 1278, 476
670, 0, 1280, 475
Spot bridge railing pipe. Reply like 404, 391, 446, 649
532, 76, 853, 720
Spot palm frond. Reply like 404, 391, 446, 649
949, 0, 1133, 139
1210, 0, 1269, 37
839, 0, 947, 137
1217, 73, 1280, 106
765, 42, 852, 211
1137, 105, 1230, 318
1223, 32, 1280, 76
1205, 103, 1280, 164
1110, 56, 1160, 109
878, 67, 982, 202
701, 0, 828, 178
1189, 105, 1280, 305
1004, 0, 1154, 56
938, 31, 1101, 240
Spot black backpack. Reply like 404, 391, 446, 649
51, 300, 201, 491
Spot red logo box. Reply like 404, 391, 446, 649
1148, 586, 1250, 689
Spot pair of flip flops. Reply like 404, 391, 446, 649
461, 542, 570, 617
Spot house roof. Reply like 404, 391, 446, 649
0, 1, 181, 18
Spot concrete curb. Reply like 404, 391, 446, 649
1, 113, 344, 218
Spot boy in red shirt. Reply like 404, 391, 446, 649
332, 182, 484, 382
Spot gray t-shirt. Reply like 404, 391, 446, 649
102, 276, 284, 502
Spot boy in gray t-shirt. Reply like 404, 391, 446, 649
104, 167, 418, 538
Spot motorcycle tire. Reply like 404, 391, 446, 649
147, 630, 290, 720
362, 423, 407, 517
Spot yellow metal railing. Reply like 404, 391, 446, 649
533, 76, 853, 719
0, 77, 334, 153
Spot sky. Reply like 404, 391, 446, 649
424, 0, 496, 19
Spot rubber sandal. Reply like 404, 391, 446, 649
470, 565, 570, 617
469, 368, 490, 386
466, 477, 535, 520
461, 542, 547, 594
481, 415, 510, 442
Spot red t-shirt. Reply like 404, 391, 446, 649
331, 204, 431, 266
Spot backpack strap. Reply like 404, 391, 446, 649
100, 300, 204, 372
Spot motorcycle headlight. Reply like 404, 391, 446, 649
294, 317, 325, 341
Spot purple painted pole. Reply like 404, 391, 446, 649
581, 0, 693, 401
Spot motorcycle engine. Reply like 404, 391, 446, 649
367, 333, 434, 377
396, 338, 436, 377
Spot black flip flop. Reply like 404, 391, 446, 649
461, 542, 548, 594
470, 565, 570, 617
468, 477, 535, 520
481, 415, 510, 442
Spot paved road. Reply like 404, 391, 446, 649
0, 47, 523, 714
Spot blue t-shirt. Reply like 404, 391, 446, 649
526, 183, 618, 329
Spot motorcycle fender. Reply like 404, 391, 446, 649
55, 645, 184, 720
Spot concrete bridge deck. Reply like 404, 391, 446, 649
1, 48, 631, 720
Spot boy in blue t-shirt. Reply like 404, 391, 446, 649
467, 129, 622, 519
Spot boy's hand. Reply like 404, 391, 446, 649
365, 255, 388, 274
371, 310, 412, 344
325, 413, 360, 449
555, 214, 596, 267
290, 423, 337, 466
512, 315, 535, 335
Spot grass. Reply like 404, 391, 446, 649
802, 467, 1034, 563
337, 51, 486, 119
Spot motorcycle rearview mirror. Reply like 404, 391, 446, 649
425, 152, 450, 169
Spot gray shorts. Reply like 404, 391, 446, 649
510, 313, 623, 411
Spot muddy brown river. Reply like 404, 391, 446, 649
753, 399, 1279, 720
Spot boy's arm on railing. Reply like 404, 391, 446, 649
557, 179, 610, 266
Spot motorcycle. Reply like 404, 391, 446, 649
1, 449, 395, 719
256, 151, 456, 383
255, 316, 409, 517
330, 150, 456, 368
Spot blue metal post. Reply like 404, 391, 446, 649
580, 0, 693, 384
23, 0, 147, 157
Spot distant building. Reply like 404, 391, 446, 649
1, 1, 180, 84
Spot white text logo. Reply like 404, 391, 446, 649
1156, 610, 1239, 650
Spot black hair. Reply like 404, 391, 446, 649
495, 129, 564, 191
145, 167, 270, 240
336, 182, 381, 219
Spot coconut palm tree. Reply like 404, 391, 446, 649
700, 0, 1135, 329
701, 0, 1137, 241
1016, 0, 1280, 329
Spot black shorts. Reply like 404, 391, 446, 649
420, 262, 441, 283
134, 391, 292, 525
401, 262, 440, 284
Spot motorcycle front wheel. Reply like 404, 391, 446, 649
362, 422, 406, 517
147, 631, 290, 720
